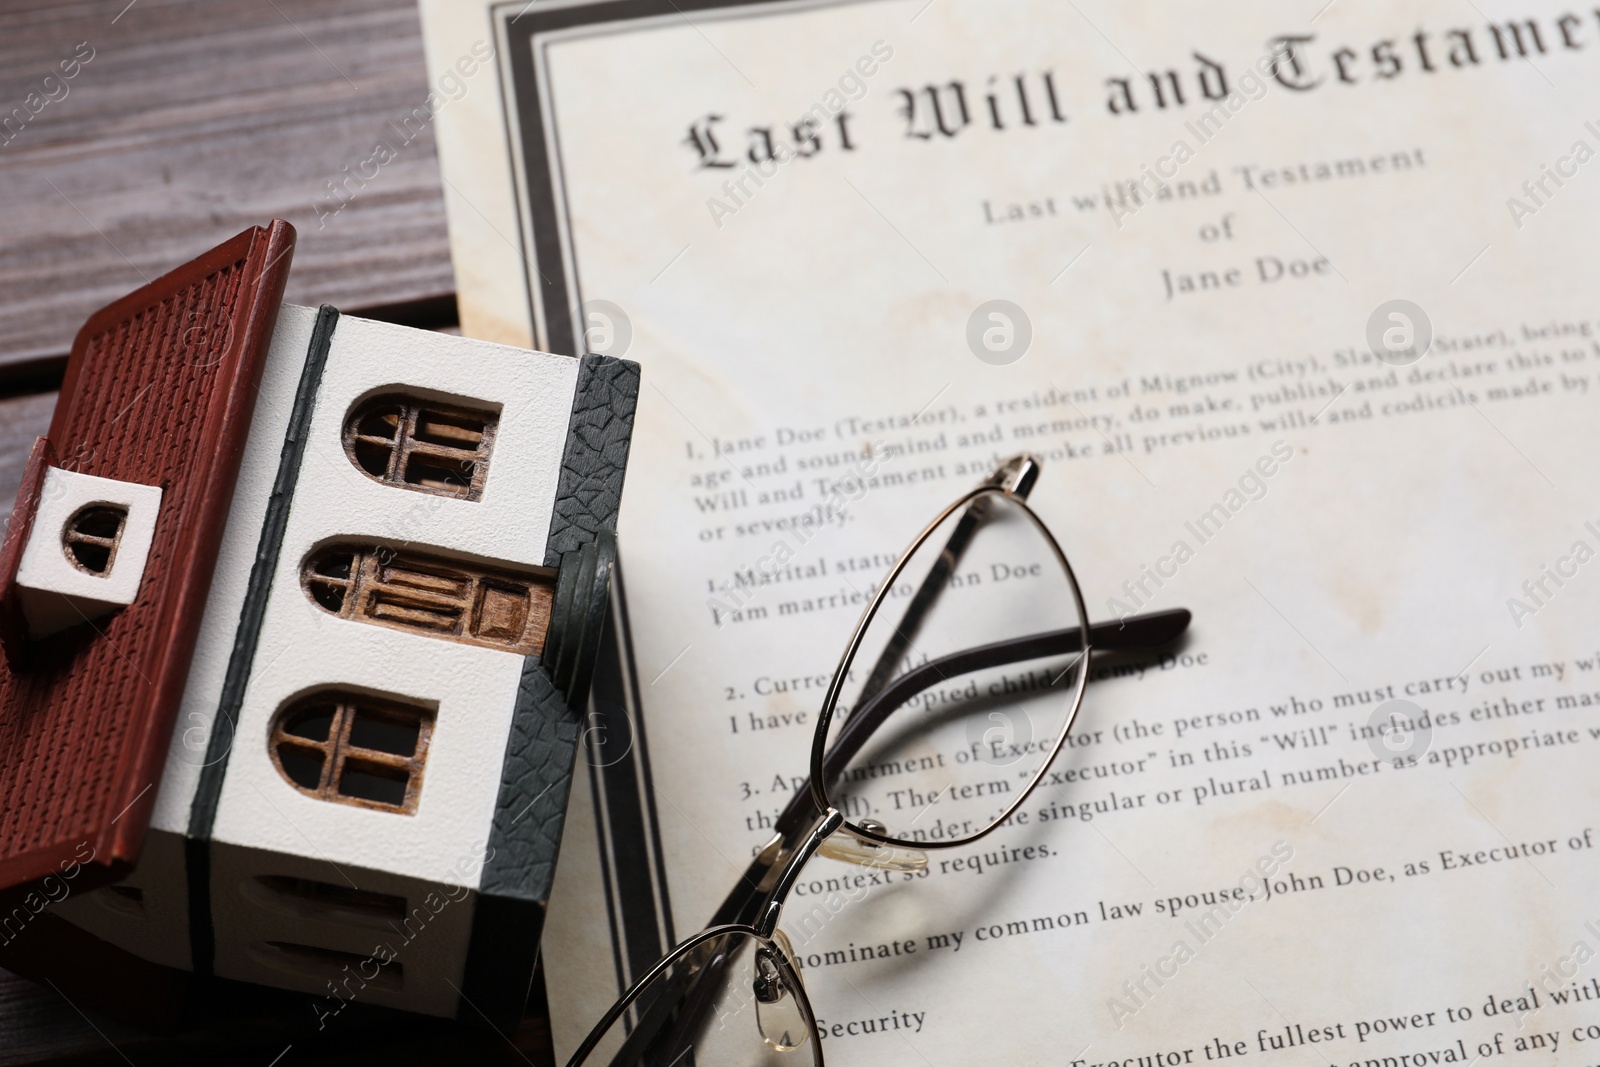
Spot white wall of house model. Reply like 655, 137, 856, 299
57, 305, 582, 1017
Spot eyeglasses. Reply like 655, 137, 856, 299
568, 453, 1192, 1066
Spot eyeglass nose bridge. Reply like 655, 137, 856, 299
754, 807, 844, 940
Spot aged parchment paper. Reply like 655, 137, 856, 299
421, 1, 1600, 1061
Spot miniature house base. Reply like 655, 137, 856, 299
0, 223, 638, 1026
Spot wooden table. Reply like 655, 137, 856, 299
0, 2, 556, 1061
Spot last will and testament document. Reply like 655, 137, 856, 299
419, 0, 1600, 1061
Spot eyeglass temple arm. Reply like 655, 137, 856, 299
597, 811, 843, 1067
696, 609, 1196, 932
784, 606, 1190, 838
571, 923, 754, 1067
591, 934, 735, 1067
597, 607, 1190, 1066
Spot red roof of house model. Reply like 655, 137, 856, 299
0, 221, 295, 893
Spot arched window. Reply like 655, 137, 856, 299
270, 690, 434, 814
62, 504, 129, 575
342, 393, 496, 500
302, 544, 550, 655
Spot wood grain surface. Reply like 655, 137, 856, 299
0, 395, 57, 524
0, 0, 457, 377
0, 960, 557, 1066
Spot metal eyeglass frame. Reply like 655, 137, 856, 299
565, 453, 1193, 1067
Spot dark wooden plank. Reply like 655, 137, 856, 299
0, 0, 456, 371
0, 969, 107, 1066
0, 394, 57, 522
0, 964, 557, 1066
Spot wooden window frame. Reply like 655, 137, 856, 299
342, 394, 497, 501
62, 503, 129, 576
302, 544, 551, 656
269, 691, 434, 815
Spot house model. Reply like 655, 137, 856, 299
0, 221, 638, 1025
